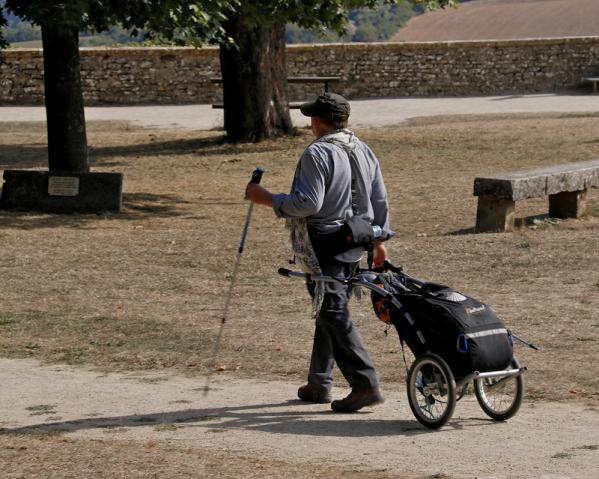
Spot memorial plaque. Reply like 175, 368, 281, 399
48, 176, 80, 197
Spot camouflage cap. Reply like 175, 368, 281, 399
300, 93, 350, 119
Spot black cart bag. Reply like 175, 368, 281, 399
371, 271, 513, 378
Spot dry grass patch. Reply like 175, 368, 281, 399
0, 434, 408, 479
0, 114, 598, 403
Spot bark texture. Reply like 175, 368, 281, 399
41, 24, 88, 172
219, 18, 294, 142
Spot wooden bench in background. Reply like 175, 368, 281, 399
210, 76, 341, 109
584, 77, 599, 93
581, 65, 599, 93
473, 159, 599, 233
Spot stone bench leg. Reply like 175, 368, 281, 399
549, 189, 587, 218
475, 196, 515, 233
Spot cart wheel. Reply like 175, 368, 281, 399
407, 353, 456, 429
474, 357, 525, 421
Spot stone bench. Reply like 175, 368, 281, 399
473, 159, 599, 232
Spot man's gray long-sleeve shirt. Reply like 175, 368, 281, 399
272, 129, 390, 249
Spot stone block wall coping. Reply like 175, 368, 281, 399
2, 35, 599, 59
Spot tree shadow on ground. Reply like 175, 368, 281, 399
0, 144, 47, 170
0, 192, 196, 230
122, 192, 193, 217
0, 132, 303, 169
90, 136, 227, 160
447, 214, 553, 236
0, 400, 495, 439
89, 132, 302, 161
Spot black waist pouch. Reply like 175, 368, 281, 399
308, 216, 374, 258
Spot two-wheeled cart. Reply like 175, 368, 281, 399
279, 262, 536, 429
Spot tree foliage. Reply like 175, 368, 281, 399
0, 0, 236, 48
0, 7, 7, 47
1, 0, 458, 48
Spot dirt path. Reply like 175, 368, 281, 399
2, 359, 597, 479
3, 93, 599, 131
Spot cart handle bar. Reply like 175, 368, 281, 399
455, 366, 527, 390
278, 268, 344, 283
277, 267, 401, 297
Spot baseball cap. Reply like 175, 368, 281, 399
300, 93, 351, 119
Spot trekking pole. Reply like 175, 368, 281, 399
511, 332, 540, 351
203, 167, 265, 396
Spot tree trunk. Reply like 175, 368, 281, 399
41, 24, 88, 172
219, 18, 293, 142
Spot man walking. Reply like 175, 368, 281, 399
245, 93, 392, 413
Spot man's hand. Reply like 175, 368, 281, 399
245, 183, 274, 207
372, 241, 388, 269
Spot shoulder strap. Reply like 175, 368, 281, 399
324, 138, 360, 216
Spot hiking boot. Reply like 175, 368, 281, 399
331, 387, 384, 413
297, 383, 332, 404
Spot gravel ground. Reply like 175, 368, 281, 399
3, 93, 599, 131
2, 358, 598, 479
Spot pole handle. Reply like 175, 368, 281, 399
250, 167, 265, 185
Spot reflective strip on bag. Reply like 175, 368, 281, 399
466, 328, 508, 339
404, 312, 416, 326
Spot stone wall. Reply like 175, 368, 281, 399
1, 37, 599, 105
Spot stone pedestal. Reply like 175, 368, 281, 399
475, 196, 516, 233
0, 170, 123, 213
548, 189, 587, 218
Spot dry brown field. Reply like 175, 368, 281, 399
1, 114, 598, 477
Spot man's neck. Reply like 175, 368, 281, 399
315, 126, 334, 138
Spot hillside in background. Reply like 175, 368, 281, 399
285, 2, 418, 43
392, 0, 599, 41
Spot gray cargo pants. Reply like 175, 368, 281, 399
306, 258, 379, 392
